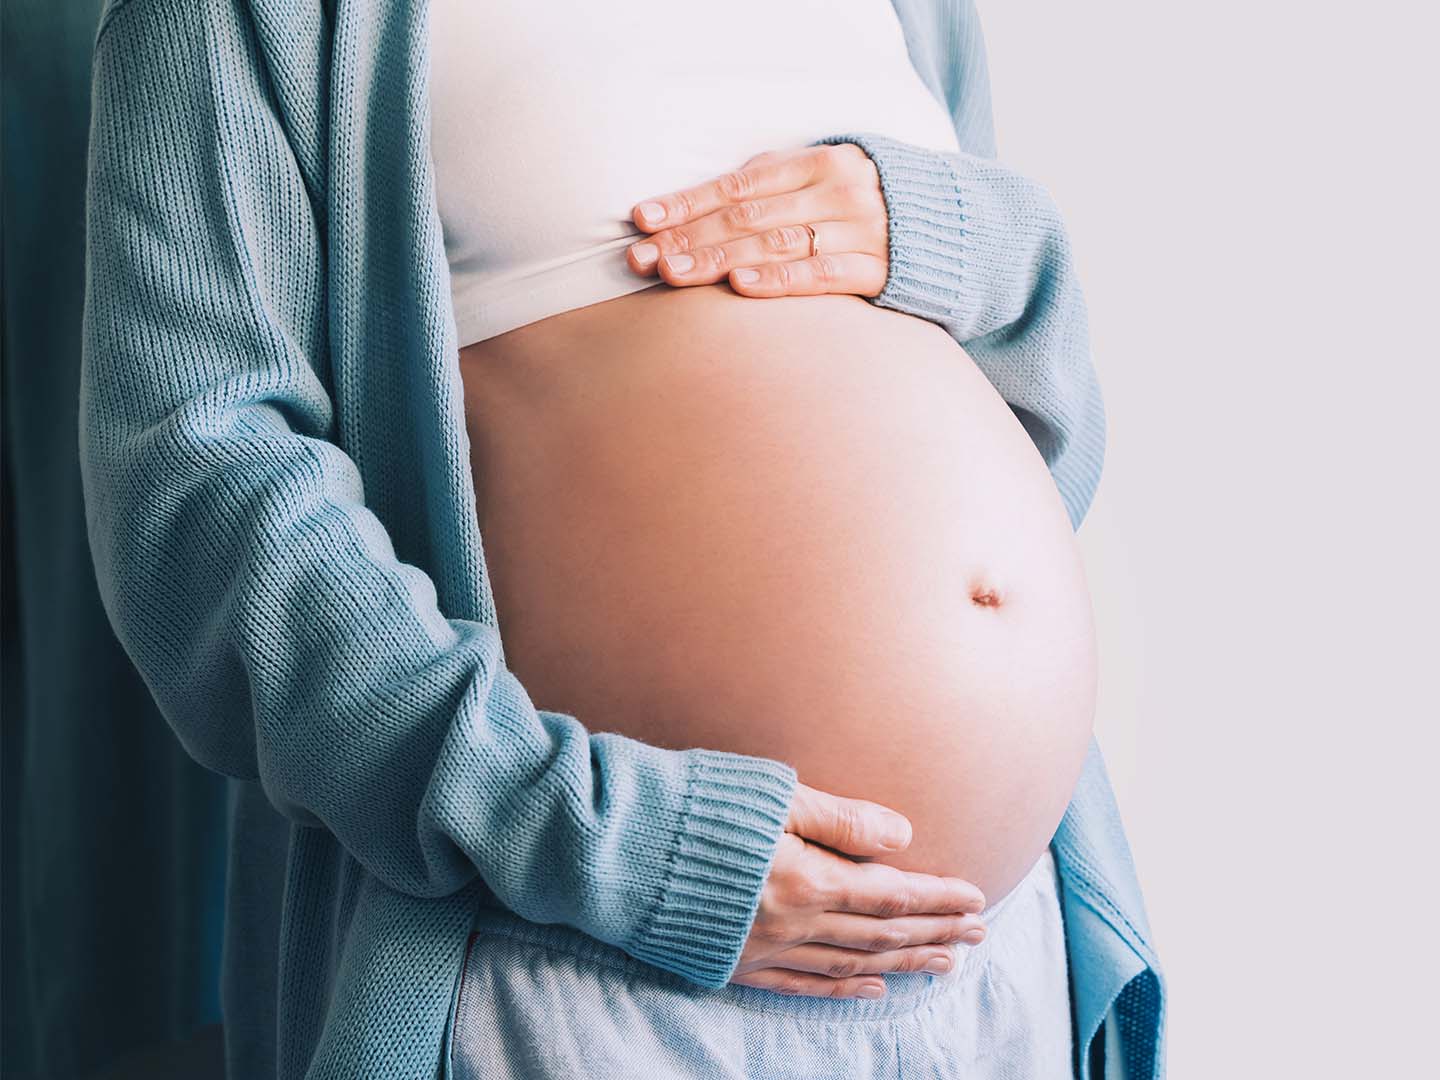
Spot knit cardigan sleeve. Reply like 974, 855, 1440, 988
79, 0, 795, 989
810, 2, 1105, 529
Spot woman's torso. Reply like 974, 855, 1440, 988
428, 0, 967, 345
430, 0, 1096, 904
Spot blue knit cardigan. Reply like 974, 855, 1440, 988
80, 0, 1164, 1076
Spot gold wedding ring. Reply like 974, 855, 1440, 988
801, 223, 820, 258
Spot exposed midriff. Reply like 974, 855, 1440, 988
458, 281, 1096, 903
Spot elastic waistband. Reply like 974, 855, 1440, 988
468, 847, 1056, 1022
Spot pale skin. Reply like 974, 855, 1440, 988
734, 783, 988, 999
627, 145, 980, 1000
627, 143, 890, 298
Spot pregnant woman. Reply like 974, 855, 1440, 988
79, 0, 1164, 1077
428, 1, 1092, 1073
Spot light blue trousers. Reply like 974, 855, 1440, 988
447, 848, 1073, 1079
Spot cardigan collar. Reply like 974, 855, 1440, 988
250, 0, 500, 627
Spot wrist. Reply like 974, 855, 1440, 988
624, 747, 798, 988
810, 132, 972, 322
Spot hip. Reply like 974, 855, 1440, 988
447, 846, 1072, 1080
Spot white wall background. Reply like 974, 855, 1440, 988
977, 2, 1438, 1075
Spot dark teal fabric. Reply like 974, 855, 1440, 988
1, 1, 228, 1075
2, 2, 1163, 1078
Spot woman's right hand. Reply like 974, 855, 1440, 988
731, 783, 988, 999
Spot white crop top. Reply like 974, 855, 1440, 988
427, 0, 963, 348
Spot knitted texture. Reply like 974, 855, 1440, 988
78, 0, 1162, 1077
809, 131, 1105, 529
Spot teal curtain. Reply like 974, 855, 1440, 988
2, 2, 228, 1074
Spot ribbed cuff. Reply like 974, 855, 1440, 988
625, 749, 797, 988
811, 131, 1013, 336
811, 134, 1106, 529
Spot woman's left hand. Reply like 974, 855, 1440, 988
625, 143, 889, 298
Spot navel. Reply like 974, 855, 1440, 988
969, 579, 1005, 609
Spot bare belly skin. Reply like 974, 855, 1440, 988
458, 282, 1096, 903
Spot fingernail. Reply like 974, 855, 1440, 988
879, 814, 912, 850
734, 268, 760, 285
856, 983, 885, 999
663, 253, 694, 273
962, 928, 985, 945
924, 955, 952, 974
631, 242, 658, 268
638, 201, 666, 224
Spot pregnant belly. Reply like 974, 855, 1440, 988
458, 283, 1096, 903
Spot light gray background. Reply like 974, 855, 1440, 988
979, 1, 1438, 1075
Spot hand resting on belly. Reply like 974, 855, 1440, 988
460, 282, 1097, 911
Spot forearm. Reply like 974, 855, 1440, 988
81, 0, 797, 989
809, 130, 1105, 528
